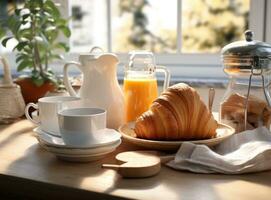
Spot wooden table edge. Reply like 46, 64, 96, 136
0, 173, 130, 200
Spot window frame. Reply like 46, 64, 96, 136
1, 0, 269, 81
65, 0, 267, 80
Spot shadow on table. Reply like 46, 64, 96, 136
4, 129, 271, 200
160, 166, 271, 199
4, 142, 126, 199
0, 121, 34, 150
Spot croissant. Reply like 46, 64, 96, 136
220, 93, 271, 132
134, 83, 218, 140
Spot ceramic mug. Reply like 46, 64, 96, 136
58, 108, 106, 147
25, 96, 81, 136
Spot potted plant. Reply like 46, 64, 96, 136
0, 0, 70, 103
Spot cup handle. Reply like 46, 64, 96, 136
63, 61, 82, 97
156, 65, 171, 91
25, 103, 40, 125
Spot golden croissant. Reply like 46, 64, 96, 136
134, 83, 218, 140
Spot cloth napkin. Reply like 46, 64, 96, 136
166, 127, 271, 174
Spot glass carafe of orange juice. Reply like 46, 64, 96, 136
124, 51, 170, 122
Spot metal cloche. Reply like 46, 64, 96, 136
222, 30, 271, 57
222, 30, 271, 74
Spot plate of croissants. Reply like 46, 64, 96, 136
119, 83, 235, 151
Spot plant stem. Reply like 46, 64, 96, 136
34, 41, 44, 75
45, 52, 48, 70
31, 13, 44, 76
30, 15, 37, 71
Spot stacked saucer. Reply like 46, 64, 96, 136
34, 127, 121, 162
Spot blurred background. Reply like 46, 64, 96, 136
70, 0, 250, 53
0, 0, 269, 110
0, 0, 250, 53
0, 0, 270, 84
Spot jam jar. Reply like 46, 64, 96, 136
220, 30, 271, 133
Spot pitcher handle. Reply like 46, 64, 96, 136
63, 61, 82, 97
90, 46, 104, 53
156, 65, 170, 91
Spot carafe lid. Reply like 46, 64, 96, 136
127, 51, 155, 72
222, 30, 271, 74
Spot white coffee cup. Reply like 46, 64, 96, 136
58, 108, 106, 147
25, 96, 81, 136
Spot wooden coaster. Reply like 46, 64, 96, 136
102, 151, 161, 178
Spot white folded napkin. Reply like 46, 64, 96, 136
166, 127, 271, 174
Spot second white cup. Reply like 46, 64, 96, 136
58, 108, 107, 147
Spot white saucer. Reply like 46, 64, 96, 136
40, 143, 116, 162
34, 127, 121, 149
37, 138, 121, 155
55, 150, 114, 162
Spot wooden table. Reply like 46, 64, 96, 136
0, 120, 271, 200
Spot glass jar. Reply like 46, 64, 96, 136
123, 51, 170, 122
220, 30, 271, 133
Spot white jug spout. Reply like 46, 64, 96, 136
97, 53, 119, 67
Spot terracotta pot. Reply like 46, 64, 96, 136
14, 77, 55, 104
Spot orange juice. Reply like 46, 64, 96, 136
124, 78, 158, 122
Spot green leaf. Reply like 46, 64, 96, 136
46, 18, 55, 23
7, 16, 20, 34
35, 36, 43, 42
43, 71, 57, 85
55, 42, 69, 52
31, 69, 40, 78
44, 0, 60, 18
40, 32, 49, 45
55, 18, 67, 26
58, 25, 71, 37
44, 29, 58, 42
20, 37, 30, 42
0, 29, 6, 39
19, 29, 32, 39
46, 75, 57, 85
15, 8, 21, 16
45, 26, 56, 32
22, 14, 30, 21
31, 76, 45, 87
13, 41, 29, 51
1, 37, 13, 47
16, 55, 25, 63
17, 60, 32, 71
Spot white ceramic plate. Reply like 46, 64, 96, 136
55, 152, 112, 162
53, 149, 114, 162
37, 138, 121, 155
34, 127, 121, 149
38, 141, 118, 162
119, 122, 235, 151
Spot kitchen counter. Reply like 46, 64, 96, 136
0, 120, 271, 200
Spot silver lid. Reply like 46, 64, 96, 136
222, 30, 271, 57
222, 30, 271, 74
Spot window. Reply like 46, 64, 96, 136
67, 0, 269, 80
1, 0, 270, 81
69, 0, 251, 53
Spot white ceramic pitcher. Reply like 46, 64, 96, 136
63, 47, 124, 129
